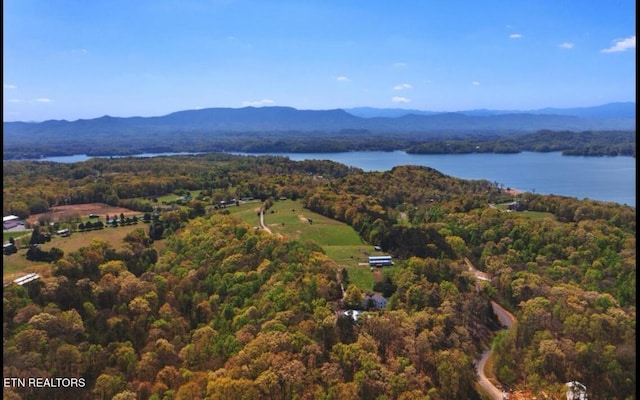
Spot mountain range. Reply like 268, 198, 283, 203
3, 102, 635, 159
4, 102, 635, 136
345, 101, 636, 119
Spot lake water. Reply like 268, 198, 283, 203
20, 151, 636, 206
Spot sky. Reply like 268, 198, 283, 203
3, 0, 636, 122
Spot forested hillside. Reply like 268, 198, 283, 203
405, 130, 635, 156
3, 153, 635, 399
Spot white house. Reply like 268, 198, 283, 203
566, 381, 587, 400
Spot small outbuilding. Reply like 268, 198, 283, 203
56, 228, 71, 237
368, 255, 393, 267
3, 215, 21, 230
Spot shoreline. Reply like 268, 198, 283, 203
504, 188, 521, 196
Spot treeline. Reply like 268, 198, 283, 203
2, 154, 636, 399
2, 154, 356, 219
406, 130, 636, 156
3, 128, 634, 160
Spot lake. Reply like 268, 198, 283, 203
22, 151, 636, 206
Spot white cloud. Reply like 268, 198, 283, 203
336, 76, 351, 82
35, 98, 52, 103
391, 96, 411, 103
559, 42, 574, 49
7, 99, 24, 103
241, 99, 275, 107
392, 62, 408, 68
472, 81, 481, 86
601, 35, 635, 53
393, 83, 412, 90
4, 83, 17, 89
510, 33, 523, 39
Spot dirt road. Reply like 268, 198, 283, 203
466, 258, 516, 400
259, 208, 272, 233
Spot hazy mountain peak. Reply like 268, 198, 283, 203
344, 102, 635, 120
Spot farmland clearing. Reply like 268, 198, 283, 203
6, 199, 392, 291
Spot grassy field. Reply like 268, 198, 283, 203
2, 224, 154, 283
4, 230, 32, 243
493, 202, 555, 220
154, 190, 204, 204
226, 199, 392, 290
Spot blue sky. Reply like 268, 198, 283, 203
3, 0, 636, 122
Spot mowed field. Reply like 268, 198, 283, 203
227, 199, 392, 290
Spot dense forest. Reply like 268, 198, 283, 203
3, 153, 636, 399
2, 127, 635, 160
405, 130, 636, 156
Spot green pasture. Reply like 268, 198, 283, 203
226, 199, 385, 290
222, 200, 263, 227
516, 211, 556, 220
4, 230, 32, 243
154, 190, 203, 204
494, 202, 555, 220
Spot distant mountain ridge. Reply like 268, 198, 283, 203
3, 102, 635, 160
345, 101, 636, 119
4, 102, 635, 133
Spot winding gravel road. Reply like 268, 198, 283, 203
465, 258, 516, 400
